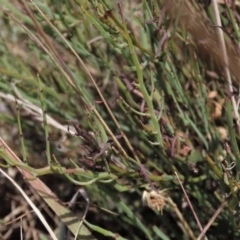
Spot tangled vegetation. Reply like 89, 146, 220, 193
1, 0, 240, 239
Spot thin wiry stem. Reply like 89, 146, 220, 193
175, 172, 208, 240
167, 197, 197, 240
0, 169, 58, 240
15, 99, 27, 163
37, 75, 51, 166
196, 195, 230, 240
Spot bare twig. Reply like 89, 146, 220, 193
167, 197, 197, 240
0, 169, 58, 240
196, 195, 230, 240
175, 172, 207, 240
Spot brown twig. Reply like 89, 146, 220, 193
175, 171, 207, 240
196, 195, 231, 240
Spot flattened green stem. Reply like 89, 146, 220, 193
37, 75, 51, 166
84, 220, 128, 240
122, 21, 163, 147
115, 77, 140, 109
52, 155, 116, 186
0, 147, 36, 176
204, 155, 223, 179
16, 99, 27, 163
120, 96, 150, 117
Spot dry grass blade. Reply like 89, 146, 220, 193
0, 136, 95, 239
0, 92, 75, 135
161, 0, 240, 82
0, 168, 57, 240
